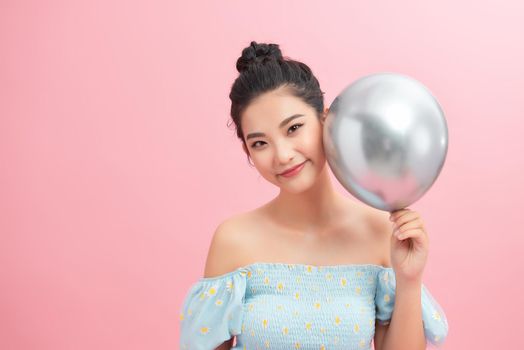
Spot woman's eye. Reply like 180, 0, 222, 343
251, 123, 303, 149
288, 123, 303, 134
251, 141, 264, 148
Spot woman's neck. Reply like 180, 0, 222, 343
266, 163, 347, 233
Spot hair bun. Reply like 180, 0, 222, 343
236, 41, 283, 73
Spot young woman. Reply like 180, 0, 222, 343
179, 41, 449, 350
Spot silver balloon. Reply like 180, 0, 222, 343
323, 72, 448, 212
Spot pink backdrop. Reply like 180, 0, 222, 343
2, 1, 523, 349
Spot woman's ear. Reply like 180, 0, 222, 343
321, 107, 329, 124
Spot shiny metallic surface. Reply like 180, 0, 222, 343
323, 73, 448, 211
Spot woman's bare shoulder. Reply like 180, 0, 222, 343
363, 206, 392, 234
341, 198, 389, 233
362, 206, 393, 267
202, 210, 262, 278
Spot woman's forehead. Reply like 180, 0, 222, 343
242, 92, 309, 127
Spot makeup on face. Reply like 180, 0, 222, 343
245, 114, 305, 142
279, 160, 308, 178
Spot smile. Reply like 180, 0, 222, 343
279, 161, 307, 178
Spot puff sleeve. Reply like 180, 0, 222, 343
179, 269, 247, 350
375, 267, 449, 347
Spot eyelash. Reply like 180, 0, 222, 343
250, 123, 304, 149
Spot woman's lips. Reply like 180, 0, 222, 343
279, 161, 307, 177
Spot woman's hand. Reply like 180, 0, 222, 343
389, 208, 429, 284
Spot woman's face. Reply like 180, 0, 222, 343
241, 86, 328, 193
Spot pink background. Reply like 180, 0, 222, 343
1, 1, 523, 349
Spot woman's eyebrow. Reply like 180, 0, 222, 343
246, 114, 305, 140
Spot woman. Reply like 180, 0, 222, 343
179, 41, 449, 350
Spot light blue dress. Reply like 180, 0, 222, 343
179, 262, 448, 350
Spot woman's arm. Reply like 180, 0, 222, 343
374, 321, 389, 350
206, 221, 242, 350
378, 208, 430, 350
214, 337, 234, 350
379, 279, 426, 350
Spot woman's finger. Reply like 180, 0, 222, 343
392, 212, 420, 229
390, 208, 413, 222
396, 228, 424, 241
396, 219, 424, 233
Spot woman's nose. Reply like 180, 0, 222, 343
275, 142, 295, 164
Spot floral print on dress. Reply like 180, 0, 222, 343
179, 262, 448, 350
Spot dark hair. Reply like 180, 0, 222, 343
228, 41, 325, 166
